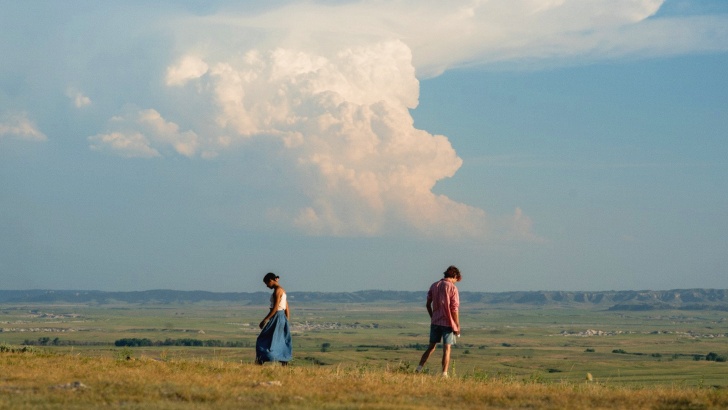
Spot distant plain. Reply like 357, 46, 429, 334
2, 298, 726, 387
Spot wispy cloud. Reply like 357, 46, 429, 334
88, 131, 160, 158
66, 88, 92, 108
0, 112, 47, 142
165, 56, 209, 87
183, 1, 727, 76
471, 154, 721, 170
89, 107, 199, 158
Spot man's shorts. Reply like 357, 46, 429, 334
429, 324, 456, 345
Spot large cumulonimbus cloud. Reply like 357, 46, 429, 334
164, 41, 487, 237
85, 0, 727, 239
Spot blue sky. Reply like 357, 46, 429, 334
1, 1, 727, 293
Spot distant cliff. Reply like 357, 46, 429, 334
1, 289, 727, 311
461, 289, 728, 311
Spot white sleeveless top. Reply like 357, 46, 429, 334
270, 292, 287, 311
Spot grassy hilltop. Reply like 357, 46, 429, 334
1, 349, 727, 409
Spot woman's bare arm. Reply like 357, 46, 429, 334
259, 287, 284, 328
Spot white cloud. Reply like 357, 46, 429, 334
166, 55, 209, 86
88, 108, 200, 158
181, 0, 727, 77
88, 131, 160, 158
136, 109, 200, 157
410, 0, 726, 74
501, 208, 544, 243
66, 88, 91, 108
83, 0, 728, 239
0, 112, 47, 141
165, 41, 488, 237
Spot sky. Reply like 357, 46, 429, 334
1, 0, 727, 293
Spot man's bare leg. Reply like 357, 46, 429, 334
442, 343, 452, 376
417, 342, 438, 371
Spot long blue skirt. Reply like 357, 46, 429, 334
255, 310, 292, 363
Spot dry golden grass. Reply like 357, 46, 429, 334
1, 350, 726, 409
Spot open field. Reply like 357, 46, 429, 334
1, 351, 727, 409
1, 300, 727, 408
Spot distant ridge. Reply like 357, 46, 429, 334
0, 289, 727, 311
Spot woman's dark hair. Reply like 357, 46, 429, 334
263, 272, 279, 283
443, 265, 461, 279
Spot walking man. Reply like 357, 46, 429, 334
416, 265, 461, 377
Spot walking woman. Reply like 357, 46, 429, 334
255, 272, 292, 365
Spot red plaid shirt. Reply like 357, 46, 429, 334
427, 279, 459, 332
